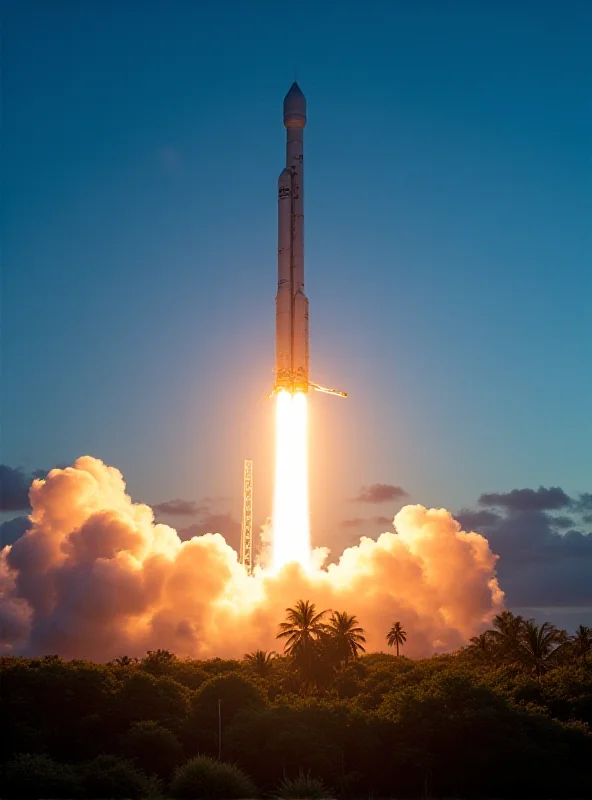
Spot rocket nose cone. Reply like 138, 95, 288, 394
283, 82, 306, 128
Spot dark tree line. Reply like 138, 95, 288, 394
466, 611, 592, 677
272, 599, 405, 690
2, 606, 592, 798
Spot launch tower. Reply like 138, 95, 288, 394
240, 459, 253, 574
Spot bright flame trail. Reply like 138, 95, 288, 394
273, 390, 310, 570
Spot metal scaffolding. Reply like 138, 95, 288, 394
240, 459, 253, 574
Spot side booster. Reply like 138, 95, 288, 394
275, 82, 309, 394
274, 83, 346, 399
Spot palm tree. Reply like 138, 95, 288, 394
571, 625, 592, 659
244, 649, 276, 678
489, 610, 525, 664
517, 620, 564, 678
325, 611, 366, 665
110, 655, 139, 667
466, 631, 496, 661
276, 600, 328, 659
386, 621, 407, 656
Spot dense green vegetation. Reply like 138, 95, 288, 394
3, 609, 592, 798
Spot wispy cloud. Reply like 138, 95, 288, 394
152, 499, 205, 516
353, 484, 408, 504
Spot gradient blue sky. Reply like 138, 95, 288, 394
3, 1, 591, 546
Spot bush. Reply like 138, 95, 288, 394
80, 754, 159, 799
170, 755, 257, 799
3, 753, 81, 799
123, 720, 183, 779
276, 770, 332, 799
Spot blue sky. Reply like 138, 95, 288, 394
3, 1, 591, 549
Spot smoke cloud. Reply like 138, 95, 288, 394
0, 457, 503, 661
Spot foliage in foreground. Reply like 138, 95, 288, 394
3, 609, 592, 797
3, 753, 81, 800
123, 719, 183, 779
2, 752, 160, 800
275, 769, 332, 799
169, 754, 256, 799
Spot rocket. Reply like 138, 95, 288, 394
274, 82, 347, 398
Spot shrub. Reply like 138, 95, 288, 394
80, 754, 159, 799
123, 720, 183, 779
3, 753, 81, 799
275, 770, 332, 799
170, 754, 257, 799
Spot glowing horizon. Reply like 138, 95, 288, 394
272, 390, 311, 571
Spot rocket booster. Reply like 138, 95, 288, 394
274, 83, 346, 398
275, 82, 308, 394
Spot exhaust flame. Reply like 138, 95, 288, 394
273, 390, 310, 571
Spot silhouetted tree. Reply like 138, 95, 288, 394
517, 620, 565, 678
110, 655, 139, 667
466, 631, 496, 662
277, 601, 328, 657
489, 610, 525, 664
571, 625, 592, 659
386, 621, 407, 656
277, 600, 328, 689
244, 650, 276, 678
325, 611, 366, 665
141, 649, 177, 675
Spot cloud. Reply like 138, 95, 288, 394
0, 465, 63, 512
0, 466, 32, 511
340, 516, 393, 531
372, 515, 393, 526
341, 518, 364, 528
354, 484, 408, 504
479, 486, 571, 512
550, 515, 575, 530
456, 501, 592, 608
179, 513, 242, 552
455, 509, 502, 530
152, 499, 204, 516
0, 517, 30, 548
0, 457, 502, 660
575, 493, 592, 512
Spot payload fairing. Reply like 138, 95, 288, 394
274, 82, 346, 398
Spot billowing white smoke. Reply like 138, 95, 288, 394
0, 457, 504, 660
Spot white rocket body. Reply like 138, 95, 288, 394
274, 83, 346, 399
275, 82, 309, 394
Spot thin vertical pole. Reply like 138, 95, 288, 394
218, 699, 222, 760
